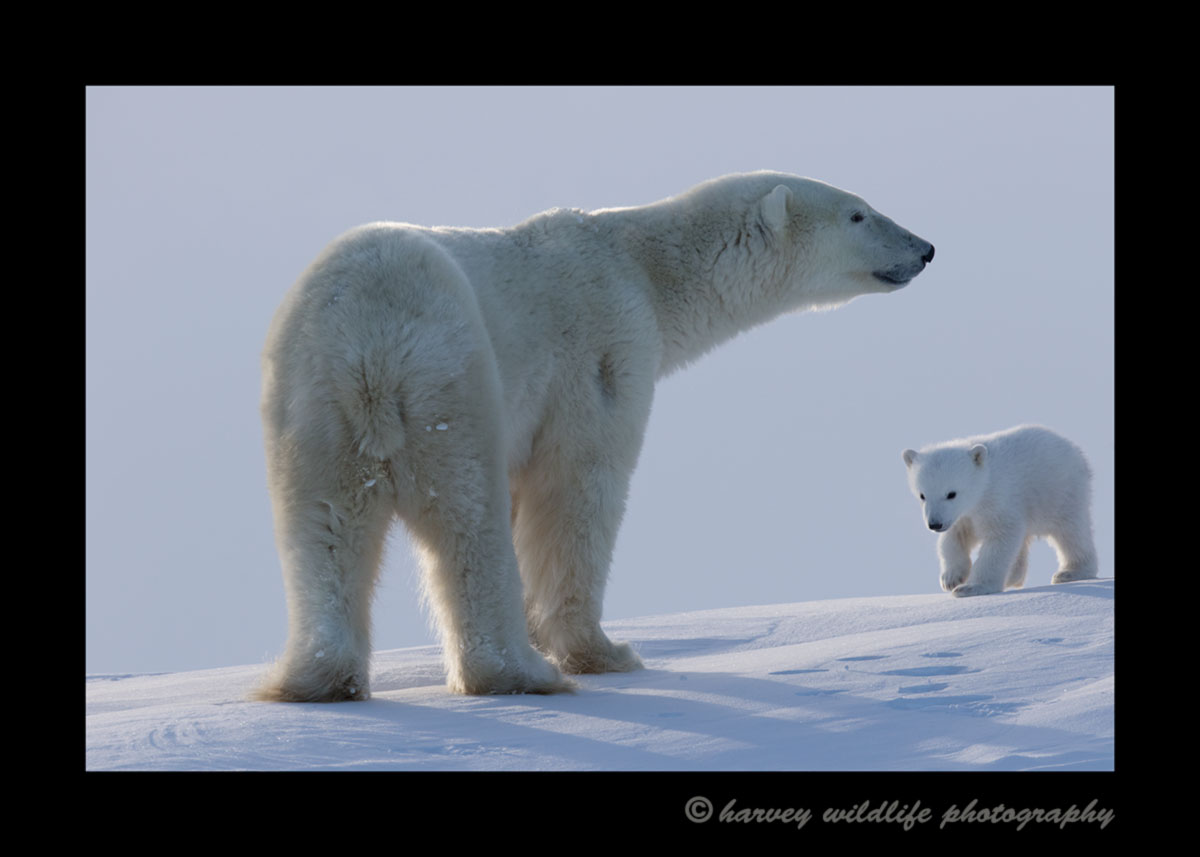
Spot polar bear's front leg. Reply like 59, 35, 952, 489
1006, 538, 1031, 589
953, 522, 1024, 597
511, 452, 644, 675
509, 348, 655, 675
937, 522, 974, 592
509, 384, 653, 677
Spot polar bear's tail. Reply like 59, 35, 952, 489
335, 348, 408, 461
305, 225, 484, 465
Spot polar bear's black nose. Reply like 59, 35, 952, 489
928, 521, 944, 532
922, 245, 935, 264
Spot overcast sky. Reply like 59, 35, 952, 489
86, 86, 1114, 675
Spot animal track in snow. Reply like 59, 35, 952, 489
881, 664, 974, 677
768, 668, 828, 675
1033, 637, 1089, 648
898, 682, 950, 694
836, 655, 887, 662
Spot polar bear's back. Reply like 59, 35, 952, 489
969, 425, 1089, 471
974, 425, 1092, 528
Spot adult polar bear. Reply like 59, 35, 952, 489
255, 171, 934, 702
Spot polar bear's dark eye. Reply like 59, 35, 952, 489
946, 491, 956, 499
919, 493, 925, 501
851, 212, 865, 223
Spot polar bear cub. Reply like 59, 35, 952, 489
902, 425, 1097, 597
254, 171, 934, 702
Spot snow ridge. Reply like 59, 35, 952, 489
86, 579, 1113, 771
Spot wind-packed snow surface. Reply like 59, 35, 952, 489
86, 579, 1113, 771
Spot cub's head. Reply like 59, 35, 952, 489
901, 443, 988, 533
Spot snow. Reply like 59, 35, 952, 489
86, 579, 1112, 772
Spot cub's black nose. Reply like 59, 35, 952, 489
922, 246, 935, 264
928, 521, 944, 532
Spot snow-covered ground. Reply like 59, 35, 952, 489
86, 578, 1112, 772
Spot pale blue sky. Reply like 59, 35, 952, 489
86, 86, 1114, 674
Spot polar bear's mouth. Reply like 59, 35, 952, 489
873, 270, 914, 287
873, 246, 933, 288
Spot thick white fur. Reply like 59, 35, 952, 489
254, 171, 934, 701
902, 425, 1097, 598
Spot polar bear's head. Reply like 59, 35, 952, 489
630, 172, 936, 372
901, 443, 988, 533
754, 175, 935, 309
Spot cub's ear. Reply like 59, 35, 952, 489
902, 449, 917, 468
761, 184, 792, 232
969, 444, 988, 467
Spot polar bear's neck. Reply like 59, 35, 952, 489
601, 201, 797, 377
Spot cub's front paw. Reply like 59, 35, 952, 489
940, 566, 970, 592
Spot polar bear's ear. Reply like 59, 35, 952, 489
902, 449, 918, 468
969, 444, 988, 467
761, 184, 793, 233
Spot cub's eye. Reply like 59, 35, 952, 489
919, 493, 925, 501
850, 212, 865, 223
946, 491, 957, 499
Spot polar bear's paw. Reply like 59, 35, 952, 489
251, 661, 371, 703
555, 638, 644, 675
1051, 567, 1098, 584
451, 646, 576, 696
940, 565, 970, 592
950, 582, 1002, 598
